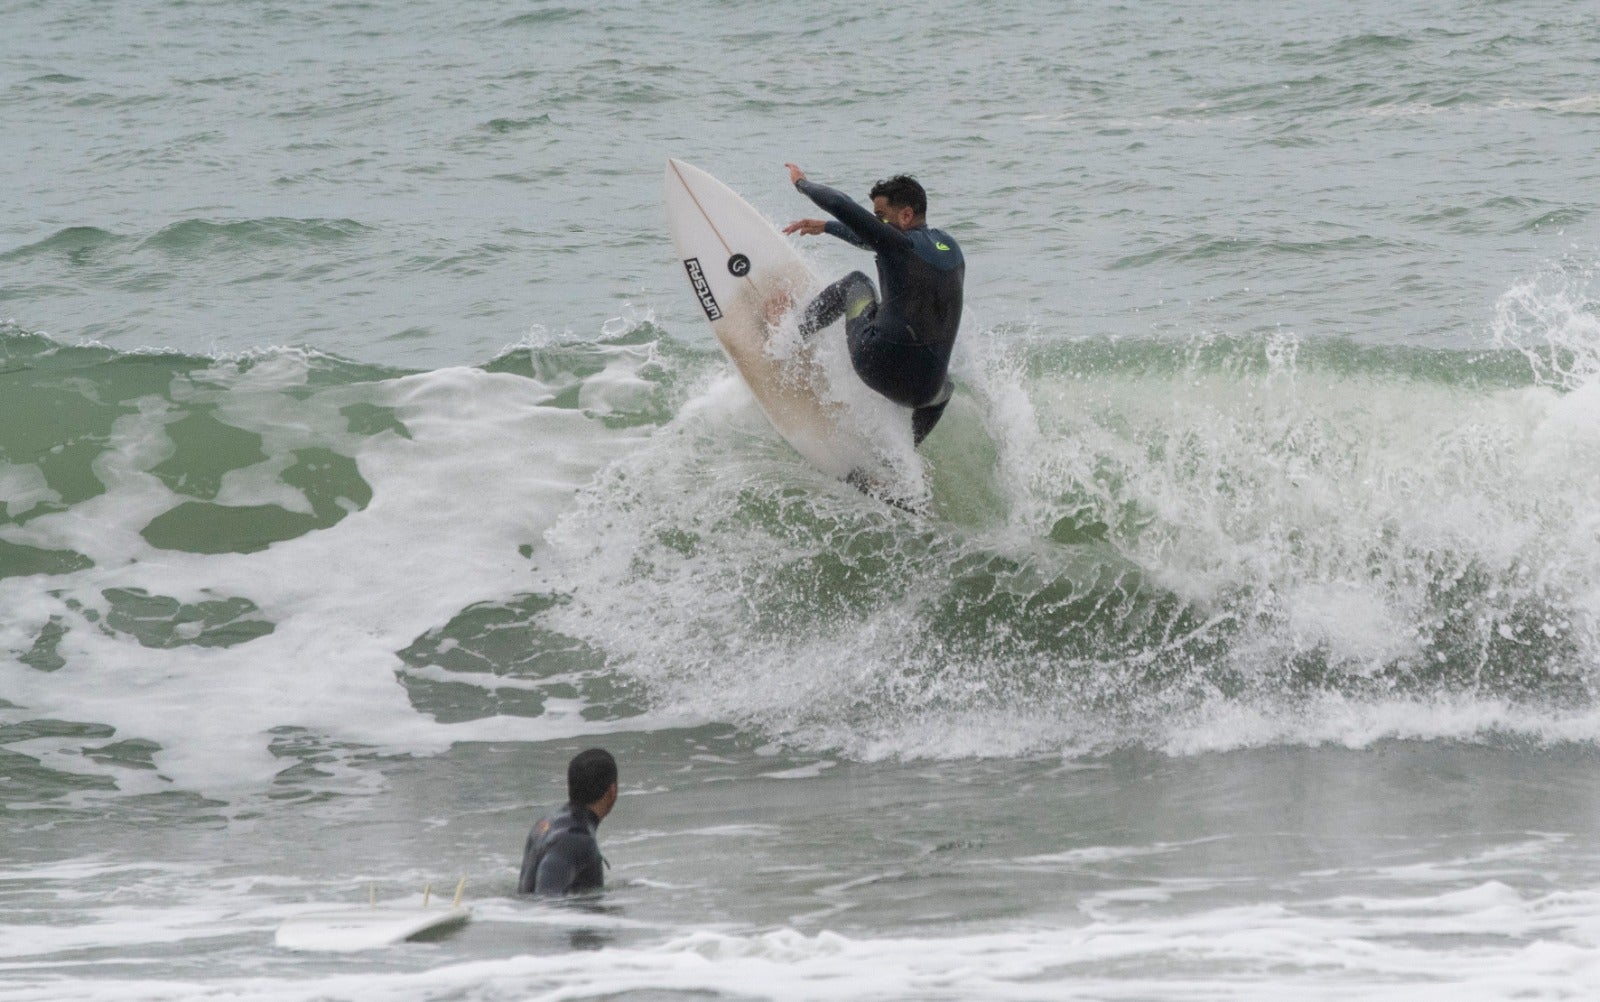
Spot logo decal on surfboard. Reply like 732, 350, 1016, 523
683, 258, 722, 320
727, 253, 751, 277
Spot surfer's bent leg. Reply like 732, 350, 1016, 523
798, 271, 877, 338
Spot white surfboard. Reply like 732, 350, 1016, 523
664, 159, 897, 485
275, 906, 470, 951
275, 885, 471, 952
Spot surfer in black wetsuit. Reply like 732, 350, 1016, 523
517, 748, 618, 897
783, 164, 964, 445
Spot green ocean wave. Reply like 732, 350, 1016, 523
4, 318, 1599, 756
0, 226, 128, 264
137, 217, 372, 254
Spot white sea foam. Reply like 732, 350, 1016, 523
0, 355, 655, 793
534, 284, 1600, 763
1161, 694, 1600, 756
2, 878, 1595, 1001
8, 260, 1600, 796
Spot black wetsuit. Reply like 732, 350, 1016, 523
517, 803, 604, 896
794, 177, 965, 444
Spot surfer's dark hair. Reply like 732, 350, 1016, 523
870, 174, 926, 217
568, 748, 617, 806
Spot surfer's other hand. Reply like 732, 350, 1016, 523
786, 163, 807, 185
784, 218, 825, 236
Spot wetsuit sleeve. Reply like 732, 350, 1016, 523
823, 221, 872, 250
532, 831, 600, 896
517, 827, 542, 894
796, 178, 912, 254
533, 850, 578, 896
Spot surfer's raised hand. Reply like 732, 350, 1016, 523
783, 218, 826, 236
786, 163, 807, 185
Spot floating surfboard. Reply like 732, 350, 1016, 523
275, 883, 471, 952
664, 159, 901, 488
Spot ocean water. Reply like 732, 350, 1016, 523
4, 1, 1600, 999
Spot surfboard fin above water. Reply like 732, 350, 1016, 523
274, 880, 472, 952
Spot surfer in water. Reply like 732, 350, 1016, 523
783, 164, 964, 445
518, 748, 618, 897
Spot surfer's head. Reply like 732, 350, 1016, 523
568, 748, 619, 817
870, 174, 926, 230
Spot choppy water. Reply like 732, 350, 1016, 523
4, 1, 1600, 999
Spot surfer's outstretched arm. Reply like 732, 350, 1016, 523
786, 165, 912, 254
784, 215, 872, 251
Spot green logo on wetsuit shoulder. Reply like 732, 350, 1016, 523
935, 241, 950, 251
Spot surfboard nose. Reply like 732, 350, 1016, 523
666, 158, 695, 193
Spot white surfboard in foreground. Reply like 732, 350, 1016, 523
275, 884, 471, 951
664, 158, 907, 491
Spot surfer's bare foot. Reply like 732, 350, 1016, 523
763, 291, 794, 328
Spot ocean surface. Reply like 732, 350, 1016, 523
4, 1, 1600, 998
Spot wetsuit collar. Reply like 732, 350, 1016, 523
567, 802, 602, 829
